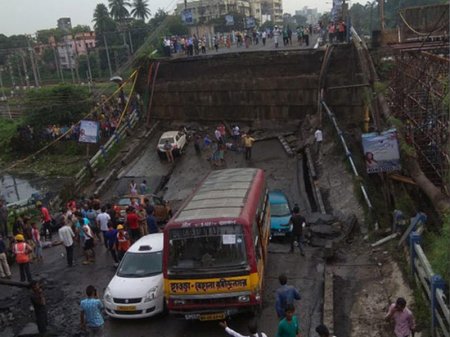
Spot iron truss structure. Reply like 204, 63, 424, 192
389, 47, 449, 191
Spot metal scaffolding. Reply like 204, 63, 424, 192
389, 49, 449, 190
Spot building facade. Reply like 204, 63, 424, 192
175, 0, 263, 25
260, 0, 283, 24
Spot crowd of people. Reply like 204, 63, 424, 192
161, 24, 320, 57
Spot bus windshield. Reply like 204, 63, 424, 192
168, 224, 247, 273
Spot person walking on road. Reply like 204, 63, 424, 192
126, 207, 140, 243
36, 202, 52, 241
220, 320, 268, 337
116, 225, 130, 261
80, 285, 105, 337
289, 206, 306, 256
0, 200, 8, 239
0, 235, 11, 279
385, 297, 416, 337
96, 207, 111, 248
13, 234, 33, 282
277, 304, 302, 337
163, 140, 174, 163
82, 219, 96, 265
242, 133, 255, 160
59, 222, 75, 267
104, 224, 119, 264
30, 280, 48, 336
314, 127, 323, 157
31, 222, 43, 263
276, 274, 301, 319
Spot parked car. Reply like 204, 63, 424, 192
268, 191, 292, 238
157, 131, 187, 159
104, 233, 165, 319
113, 194, 172, 224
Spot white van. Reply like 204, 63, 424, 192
103, 233, 165, 319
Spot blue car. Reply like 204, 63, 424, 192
269, 191, 292, 237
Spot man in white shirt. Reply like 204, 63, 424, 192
220, 320, 267, 337
215, 128, 223, 144
96, 207, 111, 249
58, 223, 75, 267
314, 127, 323, 156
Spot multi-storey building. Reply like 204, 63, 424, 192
261, 0, 283, 24
175, 0, 263, 25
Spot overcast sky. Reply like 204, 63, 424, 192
0, 0, 337, 36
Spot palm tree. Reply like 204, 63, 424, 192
93, 4, 111, 32
131, 0, 151, 21
108, 0, 131, 21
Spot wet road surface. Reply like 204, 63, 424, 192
1, 128, 323, 337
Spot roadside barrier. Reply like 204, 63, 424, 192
408, 227, 450, 337
73, 109, 140, 190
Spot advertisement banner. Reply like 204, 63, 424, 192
362, 129, 401, 174
78, 120, 99, 144
225, 15, 234, 26
181, 9, 193, 24
245, 17, 256, 29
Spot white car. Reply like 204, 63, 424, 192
104, 233, 165, 319
157, 131, 187, 159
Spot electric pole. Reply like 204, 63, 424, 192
103, 34, 113, 78
20, 51, 30, 88
27, 35, 40, 87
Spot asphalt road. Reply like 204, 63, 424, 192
0, 126, 323, 337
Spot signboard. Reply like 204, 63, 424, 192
362, 128, 401, 174
181, 9, 193, 24
225, 15, 234, 26
245, 17, 256, 29
78, 120, 99, 144
168, 276, 249, 294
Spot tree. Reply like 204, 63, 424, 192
108, 0, 131, 21
72, 25, 92, 35
93, 4, 115, 32
36, 29, 65, 44
148, 8, 168, 30
131, 0, 151, 21
293, 14, 307, 26
260, 20, 274, 32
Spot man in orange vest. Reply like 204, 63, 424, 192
116, 225, 130, 261
13, 234, 33, 282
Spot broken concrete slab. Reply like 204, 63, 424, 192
17, 322, 39, 336
310, 224, 341, 238
306, 212, 336, 225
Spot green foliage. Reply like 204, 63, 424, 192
293, 15, 307, 26
208, 12, 246, 32
72, 25, 92, 35
131, 0, 151, 21
36, 28, 65, 44
109, 0, 131, 21
0, 117, 22, 157
260, 20, 275, 32
426, 214, 450, 281
23, 84, 92, 129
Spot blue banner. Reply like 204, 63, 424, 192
79, 120, 99, 144
362, 129, 401, 174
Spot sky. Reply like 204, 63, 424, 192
0, 0, 338, 36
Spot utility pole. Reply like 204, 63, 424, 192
27, 35, 40, 87
103, 34, 113, 78
82, 34, 93, 83
20, 51, 30, 88
128, 30, 134, 54
53, 46, 64, 82
379, 0, 385, 31
65, 41, 76, 83
7, 60, 16, 89
0, 67, 12, 119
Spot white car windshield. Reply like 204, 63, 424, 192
117, 252, 162, 278
159, 137, 175, 145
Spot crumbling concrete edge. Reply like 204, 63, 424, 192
305, 147, 326, 214
323, 266, 334, 333
95, 121, 160, 195
278, 135, 295, 156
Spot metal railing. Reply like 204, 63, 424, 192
73, 109, 141, 190
409, 229, 450, 337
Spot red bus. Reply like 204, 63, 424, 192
163, 168, 271, 320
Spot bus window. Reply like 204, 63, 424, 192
168, 224, 248, 273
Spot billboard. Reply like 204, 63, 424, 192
245, 17, 256, 29
78, 120, 99, 144
362, 129, 401, 174
181, 9, 193, 24
225, 15, 234, 26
